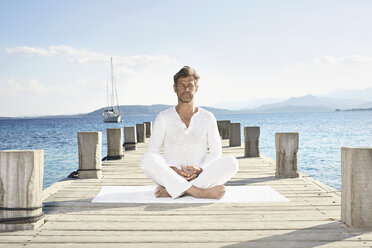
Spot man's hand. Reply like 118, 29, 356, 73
171, 166, 203, 181
171, 166, 192, 180
182, 165, 203, 177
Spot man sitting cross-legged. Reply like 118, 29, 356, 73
140, 66, 239, 199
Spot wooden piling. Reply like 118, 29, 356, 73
144, 121, 152, 138
124, 126, 137, 150
217, 120, 230, 139
0, 150, 45, 232
107, 128, 124, 160
229, 123, 241, 147
77, 132, 102, 179
244, 126, 260, 157
341, 147, 372, 228
275, 133, 299, 178
136, 123, 146, 143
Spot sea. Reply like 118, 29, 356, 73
0, 111, 371, 190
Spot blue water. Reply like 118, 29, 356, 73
0, 111, 371, 190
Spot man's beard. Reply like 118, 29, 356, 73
178, 92, 193, 103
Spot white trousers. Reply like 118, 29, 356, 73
140, 153, 239, 198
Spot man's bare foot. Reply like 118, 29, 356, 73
186, 185, 226, 199
154, 186, 171, 198
203, 185, 226, 199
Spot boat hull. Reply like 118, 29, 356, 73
103, 114, 121, 123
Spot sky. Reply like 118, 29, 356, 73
1, 0, 372, 116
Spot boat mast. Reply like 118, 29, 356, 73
110, 57, 121, 115
110, 57, 115, 112
114, 72, 120, 115
106, 81, 110, 110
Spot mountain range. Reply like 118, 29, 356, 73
84, 93, 371, 117
1, 88, 371, 118
211, 87, 372, 113
85, 104, 234, 117
241, 94, 372, 113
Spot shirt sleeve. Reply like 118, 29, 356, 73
147, 112, 166, 155
199, 114, 222, 169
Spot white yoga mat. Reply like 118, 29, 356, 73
92, 185, 289, 203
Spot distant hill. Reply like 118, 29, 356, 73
242, 94, 369, 113
212, 87, 372, 111
211, 98, 283, 110
87, 104, 172, 116
91, 94, 368, 116
86, 104, 234, 117
323, 87, 372, 102
2, 92, 371, 119
354, 101, 372, 109
0, 105, 233, 119
336, 107, 372, 112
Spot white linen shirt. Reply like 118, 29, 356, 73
147, 107, 222, 169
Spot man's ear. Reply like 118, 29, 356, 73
195, 84, 199, 92
173, 84, 177, 93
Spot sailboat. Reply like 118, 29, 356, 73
102, 57, 121, 123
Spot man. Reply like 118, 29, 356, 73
140, 66, 239, 199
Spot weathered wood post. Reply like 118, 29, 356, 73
217, 120, 230, 139
0, 150, 45, 231
77, 132, 102, 179
244, 126, 260, 157
144, 121, 152, 138
136, 123, 146, 143
229, 123, 241, 147
107, 128, 124, 160
341, 147, 372, 228
275, 133, 299, 178
124, 126, 137, 150
217, 120, 223, 138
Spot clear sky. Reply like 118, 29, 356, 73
1, 0, 371, 116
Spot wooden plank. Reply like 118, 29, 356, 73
1, 230, 371, 243
42, 209, 341, 216
0, 242, 370, 248
40, 220, 345, 230
44, 213, 340, 222
26, 229, 372, 239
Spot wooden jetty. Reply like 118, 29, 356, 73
1, 141, 372, 247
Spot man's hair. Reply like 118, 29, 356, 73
173, 66, 200, 85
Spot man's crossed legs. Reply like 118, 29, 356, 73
140, 153, 239, 199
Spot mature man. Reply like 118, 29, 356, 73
140, 66, 239, 199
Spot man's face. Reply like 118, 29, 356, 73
174, 76, 198, 103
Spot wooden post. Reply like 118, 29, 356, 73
217, 120, 223, 138
124, 126, 137, 150
275, 133, 299, 178
217, 120, 230, 139
0, 150, 45, 232
244, 126, 260, 157
77, 132, 102, 179
144, 121, 152, 138
136, 123, 146, 143
341, 147, 372, 228
107, 128, 124, 160
229, 123, 241, 147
